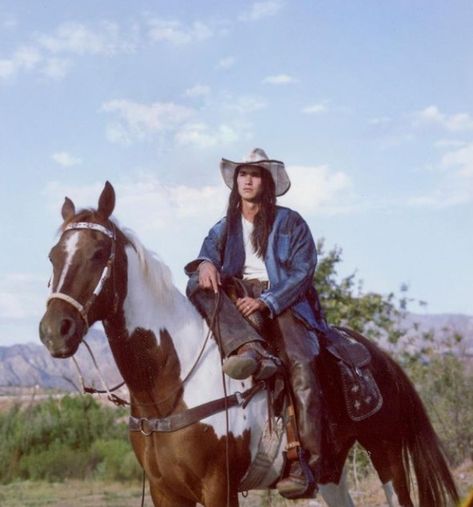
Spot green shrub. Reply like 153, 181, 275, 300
91, 439, 142, 481
0, 395, 131, 484
19, 444, 90, 481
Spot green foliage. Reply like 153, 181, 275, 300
314, 240, 473, 475
91, 439, 142, 481
0, 395, 132, 483
19, 444, 90, 481
314, 240, 407, 344
405, 334, 473, 465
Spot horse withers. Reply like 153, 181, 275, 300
39, 181, 459, 507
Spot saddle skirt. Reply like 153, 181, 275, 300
325, 326, 383, 422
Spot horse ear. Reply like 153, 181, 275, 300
97, 181, 115, 219
61, 197, 76, 221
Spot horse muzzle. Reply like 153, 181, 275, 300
39, 305, 86, 358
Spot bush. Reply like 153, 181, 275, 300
0, 395, 131, 483
19, 444, 90, 481
91, 439, 142, 481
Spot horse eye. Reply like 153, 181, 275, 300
91, 249, 105, 262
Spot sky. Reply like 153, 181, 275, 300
1, 0, 472, 346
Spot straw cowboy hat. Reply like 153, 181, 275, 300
220, 148, 291, 196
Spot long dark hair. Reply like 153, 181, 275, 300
226, 166, 276, 257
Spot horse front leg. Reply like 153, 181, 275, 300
149, 480, 197, 507
201, 485, 239, 507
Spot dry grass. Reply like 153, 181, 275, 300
0, 463, 471, 507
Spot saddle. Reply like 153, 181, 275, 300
323, 326, 383, 422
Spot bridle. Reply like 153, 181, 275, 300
47, 221, 117, 332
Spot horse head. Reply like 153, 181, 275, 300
39, 181, 126, 358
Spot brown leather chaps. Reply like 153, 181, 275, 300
187, 274, 322, 474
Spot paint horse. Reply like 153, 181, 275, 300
39, 182, 459, 507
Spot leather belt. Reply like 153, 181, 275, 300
129, 381, 265, 435
243, 279, 269, 291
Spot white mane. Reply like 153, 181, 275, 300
123, 228, 177, 305
120, 226, 202, 338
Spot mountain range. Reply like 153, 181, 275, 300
1, 313, 472, 390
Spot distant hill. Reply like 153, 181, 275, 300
0, 329, 122, 390
0, 313, 472, 389
387, 313, 473, 357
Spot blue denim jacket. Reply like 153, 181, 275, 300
185, 206, 327, 332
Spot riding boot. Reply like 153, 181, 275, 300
276, 365, 323, 498
269, 309, 323, 499
186, 274, 278, 379
222, 341, 279, 380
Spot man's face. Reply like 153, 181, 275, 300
236, 166, 264, 203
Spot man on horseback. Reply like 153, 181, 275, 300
185, 148, 327, 499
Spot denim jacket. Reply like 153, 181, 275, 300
185, 206, 327, 332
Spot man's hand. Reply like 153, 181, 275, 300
236, 297, 267, 318
198, 261, 221, 293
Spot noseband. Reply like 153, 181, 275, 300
47, 222, 117, 331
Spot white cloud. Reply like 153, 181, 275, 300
442, 143, 473, 179
148, 19, 213, 45
240, 0, 285, 21
262, 74, 298, 85
184, 84, 211, 98
1, 20, 138, 82
408, 142, 473, 208
102, 99, 194, 143
175, 122, 239, 149
41, 58, 72, 79
0, 46, 42, 80
413, 105, 473, 132
226, 96, 267, 114
302, 102, 329, 115
52, 151, 82, 167
280, 165, 355, 215
217, 56, 235, 69
37, 21, 135, 56
44, 176, 227, 234
102, 97, 250, 148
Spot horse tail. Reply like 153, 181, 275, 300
337, 327, 460, 506
394, 358, 460, 507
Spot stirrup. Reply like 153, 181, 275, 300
276, 451, 317, 499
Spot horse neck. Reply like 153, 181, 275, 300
105, 242, 210, 415
122, 243, 205, 352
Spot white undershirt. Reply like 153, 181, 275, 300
242, 216, 269, 282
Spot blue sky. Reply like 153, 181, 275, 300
1, 1, 472, 346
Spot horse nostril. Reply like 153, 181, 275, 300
59, 317, 76, 338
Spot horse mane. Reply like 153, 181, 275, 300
122, 227, 179, 306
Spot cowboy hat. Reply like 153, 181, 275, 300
220, 148, 291, 196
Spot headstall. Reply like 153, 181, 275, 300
47, 222, 116, 330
